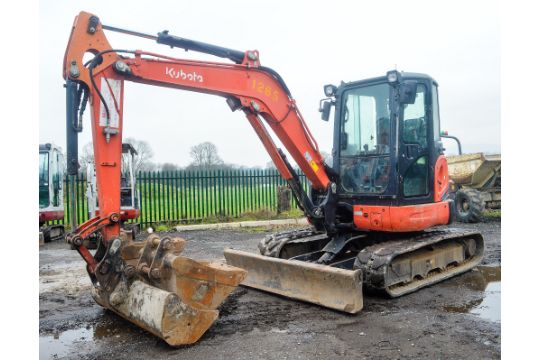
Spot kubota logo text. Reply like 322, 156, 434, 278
165, 67, 204, 83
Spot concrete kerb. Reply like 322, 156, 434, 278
174, 218, 309, 232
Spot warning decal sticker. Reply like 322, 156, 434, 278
99, 78, 121, 128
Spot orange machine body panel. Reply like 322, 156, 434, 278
353, 202, 450, 232
433, 155, 449, 202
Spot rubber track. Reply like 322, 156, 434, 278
258, 227, 321, 257
354, 228, 484, 297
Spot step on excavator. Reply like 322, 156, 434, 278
63, 11, 484, 345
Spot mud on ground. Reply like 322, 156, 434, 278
39, 221, 501, 359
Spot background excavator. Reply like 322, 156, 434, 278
85, 142, 140, 248
86, 143, 140, 221
39, 143, 65, 244
63, 11, 484, 346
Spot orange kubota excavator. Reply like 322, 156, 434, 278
63, 11, 484, 346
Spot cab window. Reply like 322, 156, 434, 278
402, 84, 427, 148
339, 83, 392, 194
39, 152, 49, 208
432, 84, 441, 141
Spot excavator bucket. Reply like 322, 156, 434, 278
92, 234, 246, 346
224, 249, 363, 313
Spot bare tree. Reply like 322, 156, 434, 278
78, 142, 95, 174
124, 137, 155, 173
79, 138, 156, 175
160, 162, 181, 172
189, 142, 224, 169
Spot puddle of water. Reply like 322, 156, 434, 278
40, 327, 93, 359
40, 316, 143, 359
443, 266, 501, 323
470, 281, 500, 322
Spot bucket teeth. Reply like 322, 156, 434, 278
92, 235, 246, 346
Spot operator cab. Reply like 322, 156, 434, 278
322, 71, 444, 207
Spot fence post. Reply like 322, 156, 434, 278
277, 186, 292, 214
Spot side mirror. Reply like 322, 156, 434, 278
319, 100, 333, 121
340, 132, 348, 151
399, 81, 418, 104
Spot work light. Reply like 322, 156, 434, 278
324, 84, 337, 97
386, 70, 399, 84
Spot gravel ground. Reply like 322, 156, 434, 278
39, 220, 501, 359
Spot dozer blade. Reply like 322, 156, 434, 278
92, 235, 246, 346
224, 248, 363, 313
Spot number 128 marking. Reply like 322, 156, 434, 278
252, 79, 279, 101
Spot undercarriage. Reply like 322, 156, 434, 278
225, 227, 484, 311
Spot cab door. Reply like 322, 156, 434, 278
398, 82, 433, 205
39, 151, 50, 209
50, 148, 64, 210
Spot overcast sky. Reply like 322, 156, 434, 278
39, 0, 500, 167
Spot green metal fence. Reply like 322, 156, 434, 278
47, 169, 308, 229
